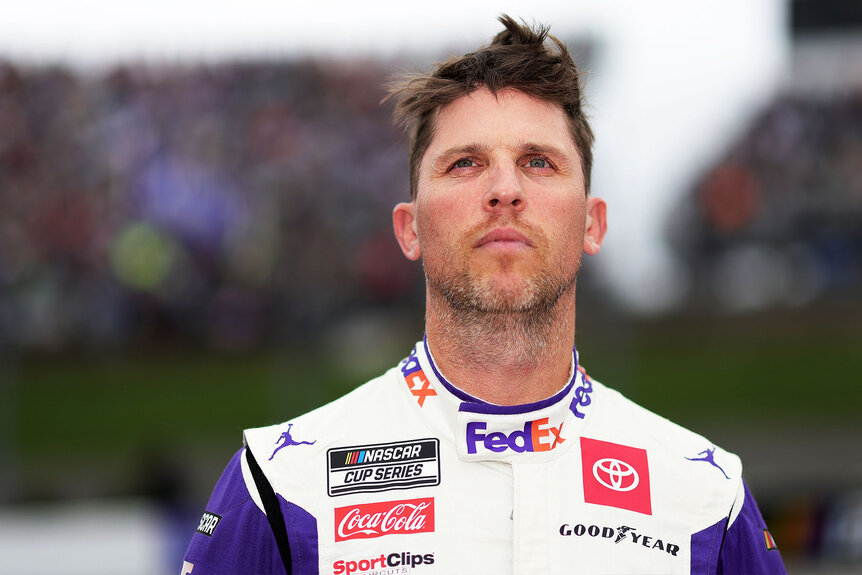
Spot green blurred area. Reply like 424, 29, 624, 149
5, 308, 861, 502
15, 350, 339, 457
580, 310, 862, 429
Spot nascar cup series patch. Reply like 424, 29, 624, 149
327, 438, 440, 497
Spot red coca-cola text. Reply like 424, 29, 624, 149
334, 497, 434, 541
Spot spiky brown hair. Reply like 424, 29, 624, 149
386, 15, 593, 199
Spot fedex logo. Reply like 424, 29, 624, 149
400, 349, 436, 407
466, 417, 565, 454
570, 366, 594, 419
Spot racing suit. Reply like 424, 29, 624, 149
182, 338, 787, 574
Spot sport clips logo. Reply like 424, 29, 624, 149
465, 417, 565, 454
333, 552, 434, 575
335, 498, 434, 541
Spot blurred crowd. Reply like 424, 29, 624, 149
678, 92, 862, 312
3, 59, 862, 350
0, 59, 418, 351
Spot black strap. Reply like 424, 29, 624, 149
246, 446, 293, 574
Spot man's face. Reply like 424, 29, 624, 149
393, 87, 606, 313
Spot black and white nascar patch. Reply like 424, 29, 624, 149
327, 438, 440, 497
196, 511, 222, 537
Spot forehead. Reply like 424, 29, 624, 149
424, 87, 576, 159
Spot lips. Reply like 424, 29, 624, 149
474, 228, 534, 248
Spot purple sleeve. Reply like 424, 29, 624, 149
182, 448, 287, 575
716, 481, 787, 575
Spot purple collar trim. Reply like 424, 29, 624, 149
422, 334, 579, 416
422, 336, 483, 403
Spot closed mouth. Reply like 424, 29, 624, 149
475, 228, 534, 248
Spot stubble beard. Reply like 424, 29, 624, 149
425, 253, 579, 368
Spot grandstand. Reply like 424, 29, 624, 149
673, 0, 862, 315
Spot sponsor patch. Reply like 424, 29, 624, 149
335, 497, 434, 541
581, 437, 652, 515
401, 349, 437, 407
327, 439, 440, 497
559, 522, 680, 557
570, 365, 594, 419
465, 416, 566, 455
763, 528, 779, 551
195, 511, 222, 537
269, 423, 316, 460
333, 551, 434, 575
685, 446, 730, 479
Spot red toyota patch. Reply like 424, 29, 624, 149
581, 437, 652, 515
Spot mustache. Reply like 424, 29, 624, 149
465, 216, 547, 250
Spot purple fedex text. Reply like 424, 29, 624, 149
466, 418, 565, 454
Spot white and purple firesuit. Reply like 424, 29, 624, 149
183, 339, 787, 574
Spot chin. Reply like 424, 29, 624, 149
473, 277, 549, 312
428, 256, 576, 314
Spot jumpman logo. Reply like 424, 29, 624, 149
685, 447, 730, 479
269, 424, 316, 460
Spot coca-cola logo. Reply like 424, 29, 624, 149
334, 497, 435, 541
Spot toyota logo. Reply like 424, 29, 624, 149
593, 458, 639, 492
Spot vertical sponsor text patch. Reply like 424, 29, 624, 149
196, 511, 222, 537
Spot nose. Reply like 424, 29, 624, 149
483, 164, 525, 213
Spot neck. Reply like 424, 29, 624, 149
424, 286, 576, 405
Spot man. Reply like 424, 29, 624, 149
182, 16, 786, 574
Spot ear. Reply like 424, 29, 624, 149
582, 196, 607, 256
393, 202, 421, 261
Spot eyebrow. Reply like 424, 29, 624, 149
430, 143, 490, 172
430, 141, 573, 172
519, 142, 570, 161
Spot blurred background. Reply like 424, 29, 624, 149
0, 0, 860, 573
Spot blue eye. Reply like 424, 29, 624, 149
528, 157, 548, 168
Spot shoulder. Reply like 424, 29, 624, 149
581, 379, 786, 572
716, 481, 787, 574
244, 365, 406, 455
241, 366, 415, 503
591, 381, 741, 467
182, 449, 286, 574
586, 380, 743, 521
